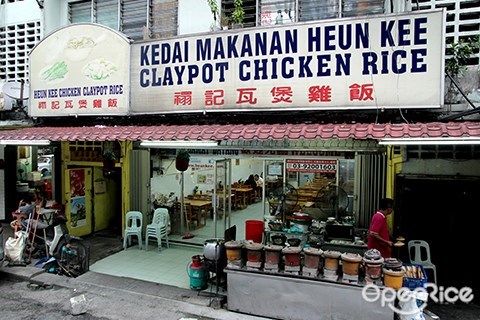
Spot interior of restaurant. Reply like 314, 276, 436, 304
88, 153, 357, 290
5, 144, 359, 290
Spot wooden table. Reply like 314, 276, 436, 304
232, 187, 253, 209
184, 199, 212, 227
215, 193, 235, 210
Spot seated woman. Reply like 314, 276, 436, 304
244, 174, 257, 190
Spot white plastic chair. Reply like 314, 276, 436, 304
123, 211, 143, 250
145, 208, 170, 251
408, 240, 437, 284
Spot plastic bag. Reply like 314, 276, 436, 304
4, 231, 26, 262
398, 291, 426, 320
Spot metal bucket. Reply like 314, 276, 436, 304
203, 238, 224, 261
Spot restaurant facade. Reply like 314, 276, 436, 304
1, 4, 480, 313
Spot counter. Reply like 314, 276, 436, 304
226, 268, 393, 320
322, 241, 368, 255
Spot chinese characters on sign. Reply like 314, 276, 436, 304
173, 84, 373, 106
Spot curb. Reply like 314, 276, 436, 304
1, 262, 222, 308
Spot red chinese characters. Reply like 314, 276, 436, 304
308, 85, 332, 103
65, 100, 74, 109
205, 89, 224, 106
271, 86, 293, 103
108, 98, 118, 108
93, 99, 102, 108
174, 91, 192, 105
236, 88, 257, 104
349, 83, 374, 101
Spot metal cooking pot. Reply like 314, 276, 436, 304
203, 238, 224, 261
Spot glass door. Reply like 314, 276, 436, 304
213, 159, 232, 238
263, 158, 287, 219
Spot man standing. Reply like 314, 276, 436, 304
368, 198, 394, 258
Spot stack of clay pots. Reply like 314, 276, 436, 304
382, 258, 404, 289
224, 240, 243, 269
363, 249, 384, 283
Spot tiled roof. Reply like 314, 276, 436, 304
0, 122, 479, 142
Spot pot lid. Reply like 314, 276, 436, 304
303, 247, 323, 256
245, 243, 264, 251
224, 240, 243, 248
363, 248, 382, 261
341, 252, 362, 262
323, 250, 341, 258
282, 246, 302, 254
383, 268, 405, 276
264, 245, 283, 251
384, 258, 403, 269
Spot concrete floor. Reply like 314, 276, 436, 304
3, 201, 480, 320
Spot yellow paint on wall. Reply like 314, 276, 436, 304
60, 141, 132, 237
386, 145, 403, 232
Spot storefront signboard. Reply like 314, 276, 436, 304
29, 24, 130, 117
131, 9, 444, 114
286, 159, 337, 173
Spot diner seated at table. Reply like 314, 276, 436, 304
245, 174, 257, 190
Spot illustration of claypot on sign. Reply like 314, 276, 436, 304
175, 149, 190, 172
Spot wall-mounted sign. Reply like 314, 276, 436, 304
130, 9, 444, 114
29, 24, 130, 117
286, 159, 337, 173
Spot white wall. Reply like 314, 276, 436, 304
43, 0, 64, 36
178, 0, 217, 35
0, 0, 42, 26
150, 155, 263, 199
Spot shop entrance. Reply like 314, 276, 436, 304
212, 159, 232, 238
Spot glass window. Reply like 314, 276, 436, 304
97, 0, 119, 30
69, 1, 92, 24
69, 0, 152, 40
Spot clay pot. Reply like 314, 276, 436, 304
264, 245, 283, 264
323, 250, 341, 271
341, 253, 362, 276
303, 247, 323, 269
363, 249, 384, 280
383, 268, 405, 289
245, 243, 264, 263
282, 246, 302, 266
225, 241, 243, 262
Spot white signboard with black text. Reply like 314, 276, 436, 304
130, 9, 444, 114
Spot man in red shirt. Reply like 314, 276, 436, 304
367, 198, 394, 258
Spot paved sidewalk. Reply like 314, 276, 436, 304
0, 262, 267, 320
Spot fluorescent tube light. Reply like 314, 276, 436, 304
0, 139, 51, 146
379, 138, 480, 145
140, 140, 219, 148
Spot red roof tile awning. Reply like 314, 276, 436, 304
0, 122, 479, 143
